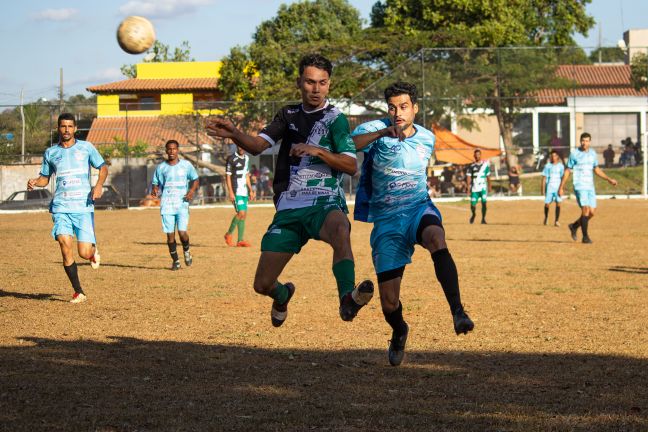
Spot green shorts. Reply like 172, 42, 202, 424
234, 195, 248, 212
470, 190, 487, 205
261, 204, 346, 254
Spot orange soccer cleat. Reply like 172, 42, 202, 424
224, 233, 236, 247
236, 240, 251, 247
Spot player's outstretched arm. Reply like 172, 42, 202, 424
593, 167, 618, 186
290, 144, 357, 176
27, 176, 49, 191
205, 117, 270, 156
352, 126, 403, 151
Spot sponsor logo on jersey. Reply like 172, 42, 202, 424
289, 123, 298, 132
387, 144, 402, 153
384, 167, 420, 176
287, 108, 299, 114
62, 191, 87, 199
388, 180, 418, 190
61, 178, 82, 187
58, 168, 88, 177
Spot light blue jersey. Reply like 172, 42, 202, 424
352, 119, 434, 222
542, 162, 565, 192
152, 160, 199, 215
567, 148, 598, 191
39, 140, 105, 214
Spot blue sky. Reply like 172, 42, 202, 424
0, 0, 646, 105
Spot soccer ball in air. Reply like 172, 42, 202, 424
116, 16, 156, 55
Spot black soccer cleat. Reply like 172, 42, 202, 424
568, 223, 578, 241
388, 323, 409, 367
271, 283, 295, 328
453, 307, 474, 335
171, 260, 181, 271
469, 214, 476, 224
339, 280, 374, 322
481, 219, 487, 225
582, 236, 593, 244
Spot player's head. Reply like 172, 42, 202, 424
580, 132, 591, 149
236, 145, 245, 156
473, 149, 481, 162
297, 54, 332, 110
165, 140, 179, 161
550, 149, 561, 163
384, 81, 418, 131
57, 112, 77, 143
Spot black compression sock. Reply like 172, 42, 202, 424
168, 242, 179, 262
63, 262, 83, 294
581, 215, 590, 238
481, 202, 487, 220
544, 206, 549, 219
181, 239, 190, 252
383, 302, 407, 334
572, 218, 581, 229
432, 248, 462, 314
555, 206, 561, 222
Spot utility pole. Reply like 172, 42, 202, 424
20, 88, 25, 163
598, 23, 602, 63
59, 68, 64, 114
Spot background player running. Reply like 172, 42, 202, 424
152, 140, 199, 270
558, 132, 617, 244
352, 82, 474, 367
541, 150, 564, 226
224, 146, 255, 247
466, 149, 491, 224
206, 54, 373, 327
27, 112, 106, 303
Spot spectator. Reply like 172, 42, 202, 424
440, 166, 455, 196
603, 144, 615, 168
620, 144, 636, 167
249, 164, 259, 199
259, 166, 272, 199
508, 165, 521, 195
454, 166, 467, 194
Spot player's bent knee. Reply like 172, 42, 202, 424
253, 278, 273, 295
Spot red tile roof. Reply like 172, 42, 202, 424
86, 117, 218, 148
87, 78, 218, 93
537, 64, 647, 105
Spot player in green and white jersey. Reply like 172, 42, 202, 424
206, 54, 373, 328
466, 149, 491, 224
224, 146, 255, 247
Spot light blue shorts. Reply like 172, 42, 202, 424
161, 210, 190, 233
51, 212, 96, 243
370, 202, 442, 274
574, 189, 596, 208
544, 190, 562, 204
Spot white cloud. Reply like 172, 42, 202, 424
32, 8, 79, 22
118, 0, 212, 19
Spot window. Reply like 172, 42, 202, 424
584, 113, 639, 150
119, 94, 161, 111
539, 113, 570, 153
193, 92, 221, 110
11, 191, 26, 201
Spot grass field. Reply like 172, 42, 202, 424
1, 199, 647, 431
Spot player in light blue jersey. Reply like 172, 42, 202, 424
541, 150, 565, 226
27, 113, 107, 303
352, 82, 473, 366
152, 140, 199, 270
559, 132, 617, 243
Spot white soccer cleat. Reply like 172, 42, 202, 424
90, 247, 101, 270
70, 293, 87, 304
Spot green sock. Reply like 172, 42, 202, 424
332, 259, 355, 299
227, 216, 238, 234
238, 219, 246, 242
270, 281, 289, 304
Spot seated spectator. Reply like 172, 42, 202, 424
620, 144, 636, 167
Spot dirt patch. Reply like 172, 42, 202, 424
1, 200, 646, 431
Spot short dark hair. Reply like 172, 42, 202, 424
580, 132, 591, 140
384, 81, 417, 105
57, 112, 76, 127
550, 149, 561, 157
474, 149, 482, 154
165, 140, 179, 149
299, 54, 333, 77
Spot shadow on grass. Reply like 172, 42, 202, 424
0, 289, 65, 302
57, 262, 162, 270
1, 336, 646, 431
448, 238, 570, 244
609, 266, 648, 275
134, 242, 207, 247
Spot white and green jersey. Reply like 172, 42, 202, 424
225, 153, 250, 197
467, 160, 491, 193
258, 101, 356, 212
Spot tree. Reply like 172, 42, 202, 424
371, 0, 595, 167
121, 41, 194, 78
589, 47, 625, 63
630, 52, 648, 91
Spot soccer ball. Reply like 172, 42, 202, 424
116, 16, 156, 55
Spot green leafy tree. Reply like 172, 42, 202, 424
370, 0, 595, 167
589, 47, 625, 63
121, 41, 194, 78
630, 52, 648, 91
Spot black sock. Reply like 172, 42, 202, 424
572, 218, 581, 229
555, 206, 561, 222
63, 262, 83, 294
544, 206, 549, 219
168, 242, 179, 262
431, 248, 462, 314
383, 302, 407, 334
470, 206, 476, 218
581, 215, 590, 238
481, 202, 487, 220
181, 239, 190, 252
